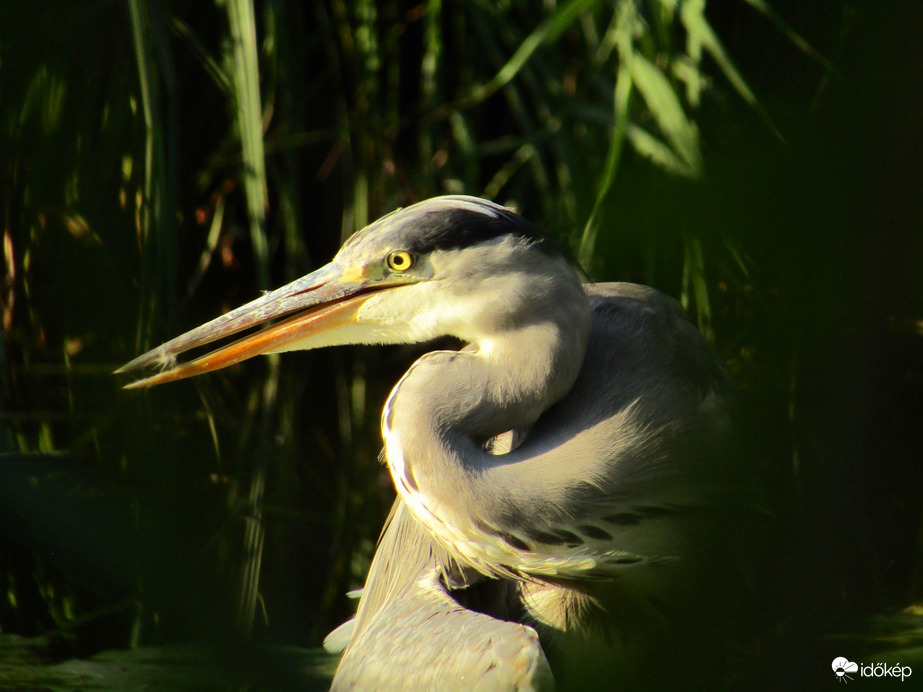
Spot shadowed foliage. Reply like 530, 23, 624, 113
1, 1, 921, 689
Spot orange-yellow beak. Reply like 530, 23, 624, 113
116, 262, 388, 389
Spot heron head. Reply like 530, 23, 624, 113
117, 195, 583, 388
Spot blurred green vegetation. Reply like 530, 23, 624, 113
1, 0, 921, 687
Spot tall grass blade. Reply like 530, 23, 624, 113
578, 1, 634, 269
417, 0, 442, 170
223, 0, 274, 636
438, 0, 602, 116
224, 0, 270, 288
742, 0, 833, 70
681, 232, 713, 342
679, 0, 781, 139
169, 16, 233, 95
127, 0, 178, 348
629, 52, 701, 176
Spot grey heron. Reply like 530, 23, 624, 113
119, 196, 759, 691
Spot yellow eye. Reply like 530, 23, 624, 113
387, 250, 414, 272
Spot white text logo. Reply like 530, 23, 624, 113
832, 657, 912, 683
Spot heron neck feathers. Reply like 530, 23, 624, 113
381, 276, 591, 576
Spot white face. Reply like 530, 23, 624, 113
351, 235, 576, 348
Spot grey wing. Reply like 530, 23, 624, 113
331, 499, 553, 692
478, 282, 751, 579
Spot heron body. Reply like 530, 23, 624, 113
119, 197, 758, 691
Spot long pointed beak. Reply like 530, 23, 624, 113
116, 263, 384, 389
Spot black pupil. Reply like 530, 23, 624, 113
393, 253, 407, 267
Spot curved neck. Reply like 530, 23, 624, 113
382, 282, 591, 573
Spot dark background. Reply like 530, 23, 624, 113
1, 1, 921, 688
